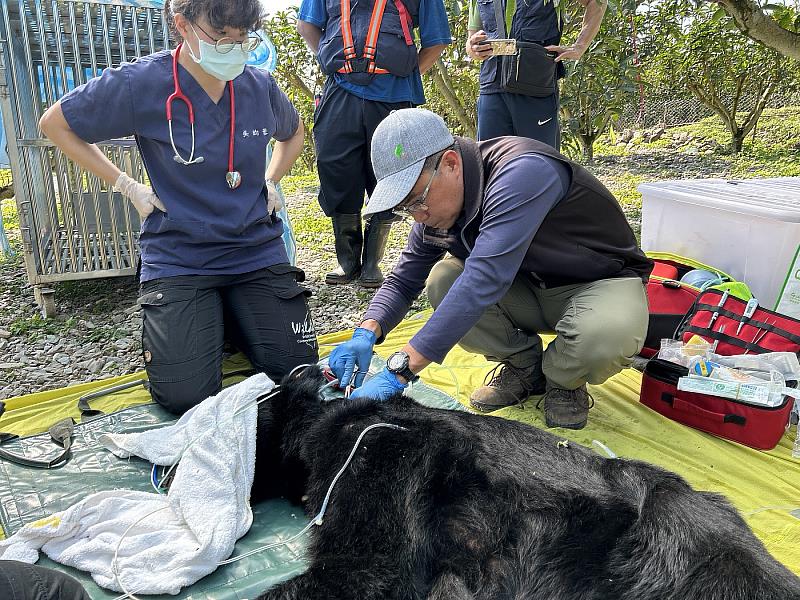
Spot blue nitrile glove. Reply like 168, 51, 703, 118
349, 367, 407, 401
328, 327, 377, 389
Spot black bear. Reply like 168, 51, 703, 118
251, 366, 800, 599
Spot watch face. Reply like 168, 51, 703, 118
387, 352, 407, 371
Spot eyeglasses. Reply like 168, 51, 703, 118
393, 160, 441, 218
193, 22, 262, 54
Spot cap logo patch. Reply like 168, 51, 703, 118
394, 143, 405, 158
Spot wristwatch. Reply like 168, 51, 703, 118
386, 351, 419, 383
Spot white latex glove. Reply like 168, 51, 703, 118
266, 178, 284, 214
114, 172, 166, 219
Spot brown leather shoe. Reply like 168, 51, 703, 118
540, 385, 594, 430
470, 362, 546, 413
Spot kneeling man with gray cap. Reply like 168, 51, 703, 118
328, 108, 652, 429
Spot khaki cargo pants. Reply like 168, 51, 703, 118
425, 256, 649, 390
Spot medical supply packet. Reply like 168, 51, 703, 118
641, 358, 796, 450
679, 353, 800, 408
658, 337, 712, 367
677, 376, 785, 408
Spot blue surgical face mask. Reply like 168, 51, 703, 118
187, 24, 249, 81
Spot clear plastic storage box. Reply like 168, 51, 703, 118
639, 178, 800, 316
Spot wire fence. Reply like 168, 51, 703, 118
1, 87, 798, 231
617, 89, 800, 129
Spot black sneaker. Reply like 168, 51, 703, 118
470, 362, 547, 413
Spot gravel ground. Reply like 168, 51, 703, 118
0, 137, 770, 398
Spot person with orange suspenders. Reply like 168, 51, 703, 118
297, 0, 450, 287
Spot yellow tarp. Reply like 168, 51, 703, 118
2, 313, 799, 573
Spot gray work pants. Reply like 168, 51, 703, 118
425, 256, 649, 390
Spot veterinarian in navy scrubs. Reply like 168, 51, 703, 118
39, 0, 319, 413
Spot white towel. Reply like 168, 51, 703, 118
0, 373, 274, 595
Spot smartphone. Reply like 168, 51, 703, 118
484, 38, 517, 55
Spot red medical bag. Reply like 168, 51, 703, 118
640, 254, 738, 358
640, 358, 795, 451
678, 289, 800, 356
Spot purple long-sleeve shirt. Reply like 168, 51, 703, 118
364, 153, 570, 363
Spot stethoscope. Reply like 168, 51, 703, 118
167, 43, 242, 190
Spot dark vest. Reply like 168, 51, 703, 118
476, 0, 562, 91
449, 136, 653, 287
317, 0, 421, 85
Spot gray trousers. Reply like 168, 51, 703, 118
425, 257, 649, 390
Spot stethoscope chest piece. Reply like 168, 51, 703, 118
170, 43, 241, 189
226, 170, 242, 190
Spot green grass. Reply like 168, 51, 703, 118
598, 107, 800, 157
588, 107, 800, 215
9, 314, 76, 338
84, 325, 129, 343
285, 182, 331, 256
282, 171, 414, 260
1, 197, 18, 231
1, 107, 799, 273
602, 172, 649, 211
280, 172, 321, 196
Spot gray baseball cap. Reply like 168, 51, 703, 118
364, 108, 455, 216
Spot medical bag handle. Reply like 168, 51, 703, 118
77, 378, 149, 418
0, 417, 75, 469
661, 393, 746, 426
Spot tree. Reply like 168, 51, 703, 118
422, 5, 479, 137
644, 2, 793, 153
263, 8, 324, 171
558, 2, 641, 161
712, 0, 800, 60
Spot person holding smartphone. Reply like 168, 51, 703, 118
465, 0, 607, 148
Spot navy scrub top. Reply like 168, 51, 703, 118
60, 49, 300, 282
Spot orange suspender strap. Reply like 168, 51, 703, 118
364, 0, 388, 73
394, 0, 413, 46
338, 0, 391, 75
340, 0, 356, 66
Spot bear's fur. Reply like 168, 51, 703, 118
251, 367, 800, 599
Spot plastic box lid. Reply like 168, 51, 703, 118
638, 177, 800, 223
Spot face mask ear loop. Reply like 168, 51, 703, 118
185, 23, 202, 63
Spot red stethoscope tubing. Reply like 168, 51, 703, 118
167, 42, 236, 177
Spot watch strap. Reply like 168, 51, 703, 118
387, 352, 419, 383
396, 364, 418, 383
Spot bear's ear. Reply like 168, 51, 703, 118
280, 364, 326, 398
273, 365, 327, 461
277, 365, 327, 421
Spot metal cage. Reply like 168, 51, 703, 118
0, 0, 170, 316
